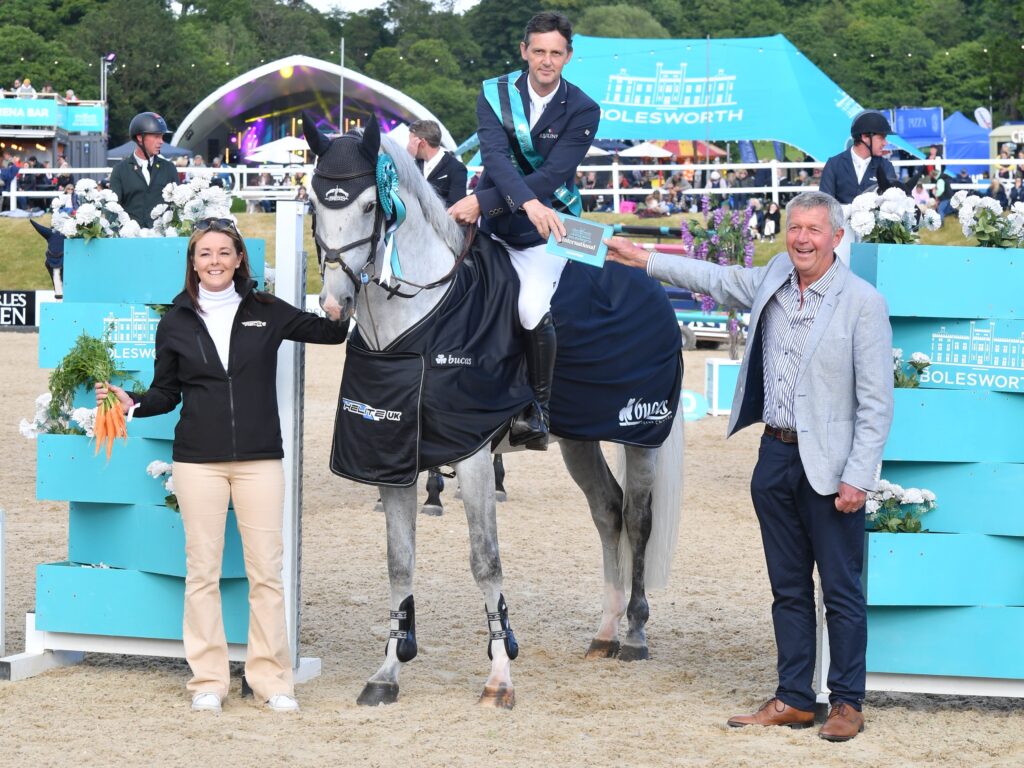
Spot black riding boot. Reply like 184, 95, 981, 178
509, 312, 556, 451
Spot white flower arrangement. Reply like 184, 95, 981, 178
150, 172, 234, 237
19, 393, 94, 438
146, 460, 178, 511
848, 187, 940, 245
866, 479, 937, 533
50, 178, 137, 241
951, 191, 1024, 248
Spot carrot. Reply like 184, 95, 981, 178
94, 399, 106, 455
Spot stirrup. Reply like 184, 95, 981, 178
386, 594, 418, 662
485, 594, 519, 661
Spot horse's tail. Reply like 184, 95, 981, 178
613, 406, 685, 590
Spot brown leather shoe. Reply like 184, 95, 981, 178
727, 697, 815, 729
819, 702, 865, 741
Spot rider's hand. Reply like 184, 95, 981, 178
521, 199, 566, 241
95, 382, 133, 415
448, 194, 480, 226
603, 236, 651, 270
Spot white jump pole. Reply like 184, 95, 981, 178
273, 200, 321, 683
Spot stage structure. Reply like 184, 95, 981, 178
171, 55, 455, 164
0, 203, 315, 683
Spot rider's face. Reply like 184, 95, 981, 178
520, 30, 572, 96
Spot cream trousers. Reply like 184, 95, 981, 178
173, 459, 293, 701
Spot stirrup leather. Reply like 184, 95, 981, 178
386, 594, 418, 662
485, 594, 519, 661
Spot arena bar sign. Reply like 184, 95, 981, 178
0, 291, 35, 327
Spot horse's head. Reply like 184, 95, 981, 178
304, 114, 384, 322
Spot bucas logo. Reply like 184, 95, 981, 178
618, 397, 672, 427
342, 397, 402, 422
433, 352, 474, 367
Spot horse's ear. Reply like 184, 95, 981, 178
359, 117, 380, 163
302, 111, 331, 157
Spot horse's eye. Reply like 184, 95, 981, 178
363, 200, 376, 214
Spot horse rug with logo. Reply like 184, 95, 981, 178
331, 235, 682, 487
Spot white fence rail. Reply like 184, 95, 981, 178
3, 158, 1021, 213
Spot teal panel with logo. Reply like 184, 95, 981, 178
884, 389, 1024, 463
880, 461, 1024, 536
865, 532, 1024, 606
851, 244, 1021, 320
36, 561, 249, 643
866, 606, 1024, 679
39, 302, 162, 376
63, 238, 264, 304
892, 317, 1024, 394
37, 434, 172, 504
69, 503, 245, 578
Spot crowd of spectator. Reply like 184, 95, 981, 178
2, 78, 79, 103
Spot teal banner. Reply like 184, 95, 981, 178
564, 34, 922, 160
0, 98, 105, 133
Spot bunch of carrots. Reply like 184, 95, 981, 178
49, 332, 131, 461
94, 386, 129, 460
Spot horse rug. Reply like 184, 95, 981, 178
331, 238, 683, 487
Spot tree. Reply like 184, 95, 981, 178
575, 5, 670, 38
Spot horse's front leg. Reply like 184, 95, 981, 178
618, 446, 658, 661
357, 483, 418, 706
457, 448, 517, 709
560, 439, 628, 659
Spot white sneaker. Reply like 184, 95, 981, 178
191, 692, 223, 713
267, 694, 300, 712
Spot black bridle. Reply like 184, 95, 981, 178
311, 157, 476, 301
310, 165, 386, 293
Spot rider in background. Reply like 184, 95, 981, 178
449, 11, 600, 451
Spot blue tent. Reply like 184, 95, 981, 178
563, 34, 922, 161
942, 111, 989, 177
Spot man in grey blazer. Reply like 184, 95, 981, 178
605, 191, 894, 742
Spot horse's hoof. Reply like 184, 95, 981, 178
584, 639, 620, 659
495, 490, 507, 502
357, 681, 399, 706
420, 503, 443, 517
373, 500, 384, 513
478, 683, 515, 710
617, 644, 650, 662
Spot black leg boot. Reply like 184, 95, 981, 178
509, 312, 556, 451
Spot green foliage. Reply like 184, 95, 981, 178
575, 6, 670, 38
47, 331, 125, 421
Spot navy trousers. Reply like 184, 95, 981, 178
750, 434, 867, 712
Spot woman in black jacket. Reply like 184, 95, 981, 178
97, 218, 348, 714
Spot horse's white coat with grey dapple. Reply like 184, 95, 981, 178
305, 118, 684, 709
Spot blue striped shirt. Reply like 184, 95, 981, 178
762, 259, 840, 430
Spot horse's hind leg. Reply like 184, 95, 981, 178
357, 484, 418, 706
560, 439, 627, 659
457, 448, 516, 709
618, 446, 658, 661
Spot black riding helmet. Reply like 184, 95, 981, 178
850, 111, 891, 140
128, 112, 170, 160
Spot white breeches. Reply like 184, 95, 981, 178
499, 239, 567, 329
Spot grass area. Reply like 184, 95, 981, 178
0, 209, 974, 291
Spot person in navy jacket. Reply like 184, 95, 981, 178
818, 111, 898, 204
449, 11, 600, 451
406, 119, 468, 208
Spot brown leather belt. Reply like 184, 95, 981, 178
764, 425, 799, 444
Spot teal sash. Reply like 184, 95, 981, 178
481, 71, 581, 216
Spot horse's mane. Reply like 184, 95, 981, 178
380, 134, 466, 255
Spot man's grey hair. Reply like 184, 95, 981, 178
785, 191, 844, 233
408, 120, 442, 149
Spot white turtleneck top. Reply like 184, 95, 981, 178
198, 284, 242, 371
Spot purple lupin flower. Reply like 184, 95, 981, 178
701, 293, 716, 312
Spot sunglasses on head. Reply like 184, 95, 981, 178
194, 217, 238, 234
